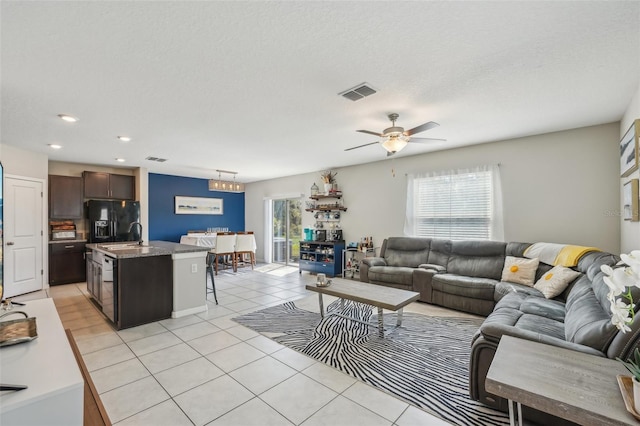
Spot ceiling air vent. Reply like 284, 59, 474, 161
145, 156, 167, 162
339, 83, 377, 101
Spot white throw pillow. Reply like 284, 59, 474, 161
533, 265, 581, 298
501, 256, 539, 287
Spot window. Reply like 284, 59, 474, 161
404, 165, 504, 241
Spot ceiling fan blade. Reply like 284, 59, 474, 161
344, 141, 380, 151
407, 137, 447, 143
405, 121, 439, 136
356, 129, 383, 137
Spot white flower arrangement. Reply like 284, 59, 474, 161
601, 250, 640, 333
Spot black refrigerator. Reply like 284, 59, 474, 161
86, 200, 141, 243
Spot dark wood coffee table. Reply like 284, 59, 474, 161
305, 279, 420, 338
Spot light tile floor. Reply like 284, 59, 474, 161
38, 264, 462, 426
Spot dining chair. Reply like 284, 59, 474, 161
212, 233, 237, 274
205, 252, 218, 304
187, 230, 206, 234
234, 232, 256, 270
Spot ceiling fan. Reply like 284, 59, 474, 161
345, 113, 446, 156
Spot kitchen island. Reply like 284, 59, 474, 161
86, 241, 210, 329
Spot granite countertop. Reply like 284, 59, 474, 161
49, 239, 87, 244
86, 240, 209, 259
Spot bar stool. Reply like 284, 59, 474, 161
205, 252, 218, 304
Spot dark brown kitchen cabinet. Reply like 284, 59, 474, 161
117, 255, 173, 329
49, 242, 86, 285
83, 171, 135, 200
49, 175, 84, 219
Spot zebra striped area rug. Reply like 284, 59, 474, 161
233, 300, 509, 426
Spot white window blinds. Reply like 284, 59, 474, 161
404, 165, 504, 241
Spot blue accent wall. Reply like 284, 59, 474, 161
148, 173, 245, 242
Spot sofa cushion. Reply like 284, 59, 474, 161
368, 266, 415, 287
519, 296, 566, 323
506, 242, 532, 257
494, 281, 544, 302
494, 292, 566, 322
501, 256, 539, 286
427, 239, 452, 266
432, 274, 497, 300
481, 309, 565, 342
382, 237, 431, 267
483, 293, 566, 340
447, 240, 506, 280
533, 265, 581, 298
564, 271, 618, 352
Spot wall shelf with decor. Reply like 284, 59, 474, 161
305, 190, 345, 240
299, 240, 345, 277
310, 193, 342, 200
305, 194, 347, 212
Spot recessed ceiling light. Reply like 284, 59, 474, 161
48, 144, 62, 149
115, 158, 126, 162
57, 114, 78, 123
117, 136, 131, 142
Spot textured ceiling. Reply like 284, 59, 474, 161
2, 1, 639, 183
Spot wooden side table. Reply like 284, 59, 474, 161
485, 335, 636, 426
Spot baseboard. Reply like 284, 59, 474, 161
172, 304, 207, 318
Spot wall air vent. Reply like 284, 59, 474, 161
145, 156, 167, 162
338, 83, 377, 101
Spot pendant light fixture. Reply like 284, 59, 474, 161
209, 169, 244, 193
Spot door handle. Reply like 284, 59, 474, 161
6, 242, 14, 246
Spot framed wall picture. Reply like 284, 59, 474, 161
620, 119, 640, 177
175, 196, 223, 215
623, 179, 639, 221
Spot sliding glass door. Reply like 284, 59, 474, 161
272, 198, 301, 265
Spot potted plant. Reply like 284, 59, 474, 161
601, 250, 640, 333
602, 250, 640, 412
320, 170, 337, 193
619, 348, 640, 413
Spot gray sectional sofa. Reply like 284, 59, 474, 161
361, 237, 536, 316
360, 237, 640, 423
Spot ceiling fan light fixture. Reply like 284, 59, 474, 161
381, 134, 409, 153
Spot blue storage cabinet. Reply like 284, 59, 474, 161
299, 241, 345, 277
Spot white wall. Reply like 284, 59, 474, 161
0, 144, 50, 289
246, 123, 621, 260
0, 144, 48, 179
621, 84, 640, 253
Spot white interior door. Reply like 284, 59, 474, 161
3, 176, 44, 297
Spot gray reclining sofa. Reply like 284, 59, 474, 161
360, 237, 640, 422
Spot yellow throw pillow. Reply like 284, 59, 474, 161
501, 256, 539, 287
533, 265, 581, 298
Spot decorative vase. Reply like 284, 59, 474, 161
324, 183, 332, 193
634, 377, 640, 414
332, 183, 338, 191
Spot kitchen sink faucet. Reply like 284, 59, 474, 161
128, 221, 143, 245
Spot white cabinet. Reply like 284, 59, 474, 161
0, 299, 84, 425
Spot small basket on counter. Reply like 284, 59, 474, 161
0, 311, 38, 347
